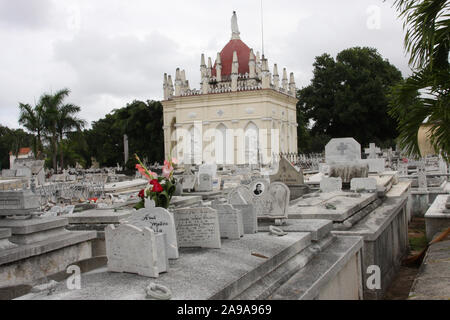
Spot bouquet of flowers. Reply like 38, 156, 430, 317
134, 154, 178, 210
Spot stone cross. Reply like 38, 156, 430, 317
364, 143, 381, 159
337, 143, 348, 155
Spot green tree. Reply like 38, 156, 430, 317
40, 88, 85, 171
389, 0, 450, 159
84, 100, 164, 168
297, 47, 403, 152
18, 102, 45, 158
0, 125, 34, 169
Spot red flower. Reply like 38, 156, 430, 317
138, 189, 145, 199
150, 179, 164, 193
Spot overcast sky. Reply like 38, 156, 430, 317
0, 0, 412, 129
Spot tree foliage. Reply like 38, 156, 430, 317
389, 0, 450, 159
297, 47, 403, 152
87, 100, 164, 168
0, 125, 34, 169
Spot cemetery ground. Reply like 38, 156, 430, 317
1, 138, 449, 300
384, 217, 426, 300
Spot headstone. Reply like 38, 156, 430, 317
363, 158, 385, 173
211, 201, 244, 239
172, 207, 221, 248
398, 162, 408, 176
417, 164, 427, 190
182, 175, 196, 191
228, 179, 290, 220
364, 143, 381, 159
270, 157, 304, 185
105, 224, 168, 278
325, 138, 361, 163
2, 169, 17, 178
199, 163, 217, 179
124, 199, 179, 259
350, 178, 377, 192
231, 204, 257, 234
15, 167, 32, 178
320, 177, 342, 193
196, 173, 213, 192
0, 190, 40, 216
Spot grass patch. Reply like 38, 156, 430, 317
409, 235, 428, 252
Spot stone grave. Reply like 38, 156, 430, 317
123, 199, 179, 259
0, 189, 96, 288
228, 179, 290, 222
364, 143, 381, 159
211, 201, 244, 240
172, 207, 221, 248
270, 157, 309, 200
320, 177, 342, 193
196, 173, 213, 192
350, 178, 377, 193
325, 138, 361, 164
199, 163, 217, 179
424, 195, 450, 241
105, 224, 168, 278
181, 174, 196, 191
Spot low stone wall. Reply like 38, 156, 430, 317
333, 196, 409, 299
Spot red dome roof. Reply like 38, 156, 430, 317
212, 39, 251, 77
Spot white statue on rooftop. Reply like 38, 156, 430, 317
231, 11, 240, 40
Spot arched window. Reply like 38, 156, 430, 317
187, 125, 201, 164
244, 122, 259, 165
215, 124, 228, 165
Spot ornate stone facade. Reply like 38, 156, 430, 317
162, 12, 298, 165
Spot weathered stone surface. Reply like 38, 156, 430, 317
232, 204, 257, 234
258, 219, 333, 241
320, 177, 342, 193
408, 238, 450, 300
196, 173, 213, 192
0, 230, 96, 266
124, 201, 179, 259
66, 209, 132, 224
289, 193, 378, 222
270, 157, 304, 185
424, 195, 450, 241
362, 158, 385, 173
172, 207, 221, 248
105, 224, 167, 278
329, 163, 369, 183
18, 232, 314, 300
325, 138, 361, 164
228, 179, 290, 220
0, 190, 40, 216
350, 178, 377, 192
212, 202, 244, 240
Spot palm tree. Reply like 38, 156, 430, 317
56, 104, 86, 170
389, 0, 450, 159
18, 102, 45, 158
41, 88, 85, 171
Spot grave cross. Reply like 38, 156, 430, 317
337, 143, 348, 155
364, 143, 380, 159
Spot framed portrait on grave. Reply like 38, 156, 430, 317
252, 182, 265, 196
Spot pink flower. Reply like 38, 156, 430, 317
162, 159, 174, 179
136, 164, 157, 181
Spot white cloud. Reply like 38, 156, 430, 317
0, 0, 411, 129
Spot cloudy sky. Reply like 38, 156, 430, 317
0, 0, 411, 129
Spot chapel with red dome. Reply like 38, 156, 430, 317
162, 11, 299, 165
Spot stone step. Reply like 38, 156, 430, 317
269, 235, 363, 300
234, 234, 335, 300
